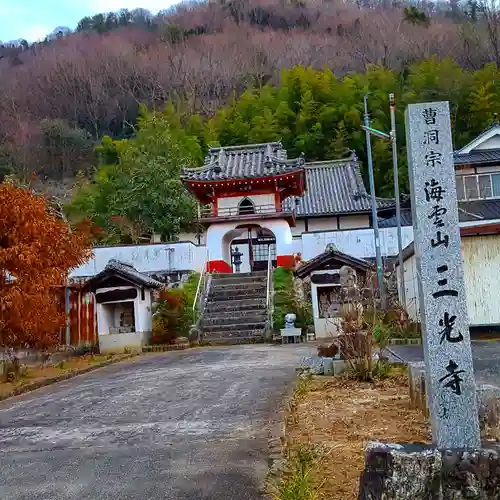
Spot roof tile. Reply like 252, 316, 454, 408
454, 149, 500, 165
379, 199, 500, 227
85, 259, 164, 290
182, 142, 395, 215
181, 142, 304, 181
285, 159, 395, 216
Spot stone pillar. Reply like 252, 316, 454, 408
406, 101, 480, 449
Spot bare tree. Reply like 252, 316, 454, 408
0, 0, 487, 186
478, 0, 500, 66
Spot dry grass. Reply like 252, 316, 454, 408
0, 354, 130, 398
284, 372, 430, 500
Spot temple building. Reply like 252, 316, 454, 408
181, 143, 307, 272
67, 142, 408, 347
66, 129, 500, 347
180, 142, 397, 273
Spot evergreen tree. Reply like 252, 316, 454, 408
67, 107, 202, 243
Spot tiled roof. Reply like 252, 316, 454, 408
295, 244, 372, 279
379, 199, 500, 227
456, 123, 500, 154
378, 209, 414, 228
85, 259, 164, 290
181, 142, 305, 182
454, 149, 500, 165
284, 158, 395, 216
459, 199, 500, 221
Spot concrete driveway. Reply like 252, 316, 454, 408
0, 344, 314, 500
385, 340, 500, 385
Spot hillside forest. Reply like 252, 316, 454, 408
3, 0, 500, 243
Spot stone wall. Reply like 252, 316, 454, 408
0, 346, 80, 369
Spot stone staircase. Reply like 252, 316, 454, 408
200, 272, 269, 344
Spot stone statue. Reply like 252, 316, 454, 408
281, 313, 301, 343
339, 265, 356, 286
284, 313, 296, 329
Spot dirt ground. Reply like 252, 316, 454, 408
285, 373, 430, 500
0, 354, 128, 398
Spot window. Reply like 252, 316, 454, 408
238, 198, 255, 215
456, 177, 465, 200
252, 242, 276, 262
456, 173, 500, 200
464, 176, 478, 199
493, 175, 500, 197
478, 175, 492, 198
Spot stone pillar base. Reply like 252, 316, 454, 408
358, 441, 500, 500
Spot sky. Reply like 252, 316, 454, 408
0, 0, 179, 42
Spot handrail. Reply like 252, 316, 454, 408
265, 244, 273, 329
199, 204, 288, 218
193, 248, 209, 326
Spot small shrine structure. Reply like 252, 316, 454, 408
82, 259, 164, 353
295, 245, 372, 338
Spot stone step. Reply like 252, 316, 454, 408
210, 282, 267, 294
208, 290, 266, 301
203, 335, 266, 345
204, 298, 267, 313
210, 275, 267, 286
202, 321, 266, 334
201, 311, 267, 327
203, 328, 266, 343
212, 272, 267, 279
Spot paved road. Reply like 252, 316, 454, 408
0, 345, 314, 500
385, 340, 500, 385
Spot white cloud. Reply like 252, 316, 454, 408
23, 25, 53, 42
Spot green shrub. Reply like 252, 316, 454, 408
294, 372, 313, 398
372, 359, 393, 379
182, 272, 200, 325
272, 267, 313, 331
363, 306, 421, 342
273, 445, 318, 500
372, 321, 392, 348
347, 359, 393, 382
152, 272, 200, 344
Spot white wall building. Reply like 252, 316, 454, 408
82, 259, 164, 353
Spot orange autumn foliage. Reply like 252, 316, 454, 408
0, 183, 92, 349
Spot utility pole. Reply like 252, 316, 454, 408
389, 93, 406, 308
363, 95, 386, 306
